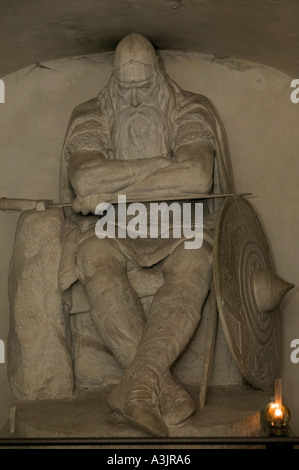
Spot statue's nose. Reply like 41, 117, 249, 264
130, 88, 141, 108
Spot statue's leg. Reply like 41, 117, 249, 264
76, 235, 145, 367
108, 241, 213, 436
76, 234, 198, 426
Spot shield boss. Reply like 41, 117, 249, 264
213, 196, 280, 390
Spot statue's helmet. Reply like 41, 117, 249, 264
114, 33, 158, 84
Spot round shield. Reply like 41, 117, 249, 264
213, 196, 280, 391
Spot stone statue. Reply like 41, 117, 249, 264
58, 33, 231, 437
5, 33, 293, 439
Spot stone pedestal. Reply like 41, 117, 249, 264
9, 385, 269, 440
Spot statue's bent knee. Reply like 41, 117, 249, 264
76, 235, 126, 284
162, 240, 213, 287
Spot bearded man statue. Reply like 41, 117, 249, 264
59, 33, 232, 437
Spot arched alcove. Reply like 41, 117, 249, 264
0, 1, 299, 438
0, 48, 298, 436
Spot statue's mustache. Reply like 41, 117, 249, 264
116, 103, 162, 117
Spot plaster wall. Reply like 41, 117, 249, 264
0, 51, 298, 434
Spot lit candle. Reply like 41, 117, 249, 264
273, 406, 283, 425
274, 407, 283, 419
264, 377, 291, 435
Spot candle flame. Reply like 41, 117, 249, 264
274, 407, 283, 418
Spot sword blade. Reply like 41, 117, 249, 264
0, 193, 252, 211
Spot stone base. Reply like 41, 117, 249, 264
8, 385, 269, 440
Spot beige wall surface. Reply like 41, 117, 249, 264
0, 51, 298, 435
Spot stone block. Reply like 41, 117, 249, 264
7, 208, 74, 400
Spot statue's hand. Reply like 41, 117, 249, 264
72, 196, 91, 215
72, 194, 114, 215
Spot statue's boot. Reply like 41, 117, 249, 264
159, 371, 196, 426
108, 367, 195, 434
108, 366, 168, 437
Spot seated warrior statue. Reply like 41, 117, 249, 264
59, 33, 231, 437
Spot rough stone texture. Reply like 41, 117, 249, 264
7, 208, 74, 400
9, 385, 269, 439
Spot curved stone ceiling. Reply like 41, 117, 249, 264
0, 0, 298, 78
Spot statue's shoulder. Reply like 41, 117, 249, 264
171, 85, 217, 126
64, 96, 106, 145
178, 88, 215, 112
168, 77, 214, 113
69, 97, 101, 123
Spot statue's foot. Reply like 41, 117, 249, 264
160, 372, 196, 425
108, 372, 168, 437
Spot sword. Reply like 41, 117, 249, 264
0, 193, 252, 212
0, 197, 69, 211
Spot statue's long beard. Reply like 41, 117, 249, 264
111, 105, 170, 160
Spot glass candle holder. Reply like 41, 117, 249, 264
264, 402, 291, 436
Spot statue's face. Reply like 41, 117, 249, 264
111, 75, 170, 160
115, 77, 158, 110
110, 35, 171, 159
